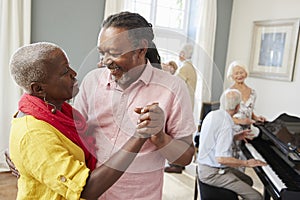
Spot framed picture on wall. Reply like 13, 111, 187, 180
249, 18, 300, 81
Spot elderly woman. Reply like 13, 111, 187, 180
9, 42, 164, 199
227, 61, 266, 128
226, 61, 266, 168
227, 61, 266, 126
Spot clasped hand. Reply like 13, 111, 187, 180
135, 102, 165, 138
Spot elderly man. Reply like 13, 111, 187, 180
74, 12, 195, 200
177, 43, 197, 108
164, 43, 197, 173
196, 89, 267, 200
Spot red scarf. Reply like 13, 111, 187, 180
19, 93, 97, 171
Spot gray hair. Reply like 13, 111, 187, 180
220, 89, 241, 111
10, 42, 64, 93
180, 43, 194, 59
226, 60, 249, 81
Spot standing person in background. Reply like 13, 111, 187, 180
164, 43, 197, 174
177, 43, 197, 109
74, 11, 196, 200
8, 42, 164, 199
197, 89, 267, 200
226, 61, 266, 169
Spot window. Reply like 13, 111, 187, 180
125, 0, 193, 62
123, 0, 204, 126
125, 0, 190, 34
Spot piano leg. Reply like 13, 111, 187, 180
263, 188, 270, 200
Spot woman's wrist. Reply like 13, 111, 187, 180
151, 131, 169, 148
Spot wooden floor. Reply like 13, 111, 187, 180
0, 172, 17, 200
163, 166, 264, 200
0, 167, 264, 199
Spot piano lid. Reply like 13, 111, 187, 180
263, 113, 300, 154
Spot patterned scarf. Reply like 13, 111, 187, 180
19, 93, 97, 171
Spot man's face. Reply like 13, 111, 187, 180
97, 27, 141, 80
179, 51, 185, 62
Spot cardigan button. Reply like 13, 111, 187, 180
60, 176, 67, 182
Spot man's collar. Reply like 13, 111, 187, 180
138, 60, 153, 85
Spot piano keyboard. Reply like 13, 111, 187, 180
245, 143, 287, 192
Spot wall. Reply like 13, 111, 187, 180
31, 0, 105, 82
0, 0, 104, 152
226, 0, 300, 120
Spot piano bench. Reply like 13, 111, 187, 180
199, 180, 239, 200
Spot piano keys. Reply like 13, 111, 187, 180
241, 113, 300, 200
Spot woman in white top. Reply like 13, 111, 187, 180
227, 61, 266, 167
227, 61, 266, 128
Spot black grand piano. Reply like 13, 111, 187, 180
241, 113, 300, 200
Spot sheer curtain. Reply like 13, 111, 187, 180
193, 0, 217, 102
192, 0, 217, 121
0, 0, 31, 153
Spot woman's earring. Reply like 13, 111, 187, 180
43, 94, 57, 114
51, 107, 56, 114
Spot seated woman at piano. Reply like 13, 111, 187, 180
197, 89, 267, 200
226, 61, 267, 169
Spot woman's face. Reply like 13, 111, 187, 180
41, 49, 78, 105
162, 63, 175, 75
162, 63, 171, 72
97, 27, 145, 80
232, 66, 247, 83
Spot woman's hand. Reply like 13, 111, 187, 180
234, 129, 252, 142
255, 115, 266, 122
234, 117, 255, 125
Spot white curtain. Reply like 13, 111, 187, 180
191, 0, 216, 124
193, 0, 217, 102
0, 0, 31, 153
191, 0, 216, 125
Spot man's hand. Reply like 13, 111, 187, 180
4, 151, 20, 178
245, 158, 267, 167
135, 102, 165, 138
